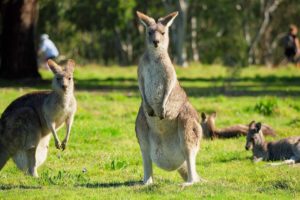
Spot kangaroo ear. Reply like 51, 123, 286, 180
158, 11, 178, 27
249, 120, 256, 129
136, 11, 155, 27
211, 111, 217, 118
66, 59, 75, 73
47, 59, 61, 74
201, 112, 206, 122
255, 122, 262, 132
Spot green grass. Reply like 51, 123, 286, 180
0, 64, 300, 199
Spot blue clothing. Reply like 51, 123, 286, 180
40, 38, 59, 59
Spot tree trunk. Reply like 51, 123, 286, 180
247, 0, 283, 65
0, 0, 40, 79
163, 0, 188, 67
174, 0, 188, 67
191, 16, 199, 62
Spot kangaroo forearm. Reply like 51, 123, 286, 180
64, 115, 74, 142
161, 79, 175, 110
139, 78, 154, 115
51, 128, 60, 142
46, 121, 60, 142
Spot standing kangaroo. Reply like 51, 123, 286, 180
245, 121, 300, 165
0, 59, 77, 177
135, 11, 202, 186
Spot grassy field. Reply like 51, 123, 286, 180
0, 64, 300, 199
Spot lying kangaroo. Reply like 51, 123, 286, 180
201, 112, 276, 139
245, 121, 300, 165
0, 59, 77, 177
135, 11, 202, 186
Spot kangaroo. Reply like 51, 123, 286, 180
135, 11, 203, 186
0, 59, 77, 177
201, 112, 276, 139
245, 121, 300, 165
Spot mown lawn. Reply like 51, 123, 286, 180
0, 64, 299, 199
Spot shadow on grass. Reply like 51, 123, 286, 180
216, 155, 252, 163
0, 184, 42, 190
1, 75, 300, 97
78, 180, 142, 188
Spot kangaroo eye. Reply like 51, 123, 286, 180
68, 77, 71, 81
161, 32, 165, 35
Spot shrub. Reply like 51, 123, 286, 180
254, 98, 278, 116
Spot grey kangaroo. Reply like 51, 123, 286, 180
0, 59, 77, 177
135, 11, 203, 186
201, 112, 276, 139
245, 121, 300, 165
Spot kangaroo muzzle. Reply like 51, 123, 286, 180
153, 40, 159, 48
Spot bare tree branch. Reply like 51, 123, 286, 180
248, 0, 283, 64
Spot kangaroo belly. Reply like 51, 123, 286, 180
148, 118, 185, 171
150, 137, 185, 171
36, 134, 51, 167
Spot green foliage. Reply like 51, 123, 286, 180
254, 98, 279, 116
36, 1, 300, 66
105, 159, 129, 170
39, 170, 89, 186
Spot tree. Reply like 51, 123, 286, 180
34, 1, 300, 67
0, 0, 40, 79
163, 0, 189, 67
245, 0, 283, 65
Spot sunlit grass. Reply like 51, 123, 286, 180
0, 64, 299, 199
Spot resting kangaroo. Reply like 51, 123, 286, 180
0, 59, 77, 177
201, 112, 276, 139
245, 121, 300, 165
135, 11, 202, 186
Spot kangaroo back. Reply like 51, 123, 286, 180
0, 118, 2, 135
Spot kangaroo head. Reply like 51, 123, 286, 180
48, 59, 75, 93
245, 121, 264, 150
200, 112, 216, 138
136, 11, 178, 51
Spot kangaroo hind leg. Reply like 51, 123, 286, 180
36, 134, 51, 168
27, 148, 39, 177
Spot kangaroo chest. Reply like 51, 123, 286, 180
43, 96, 74, 130
142, 62, 166, 105
53, 107, 70, 128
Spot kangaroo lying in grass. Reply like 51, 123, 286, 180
245, 121, 300, 165
201, 112, 276, 139
0, 59, 77, 177
135, 11, 202, 186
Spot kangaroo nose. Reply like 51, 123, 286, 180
153, 40, 159, 47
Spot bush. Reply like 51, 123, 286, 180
254, 98, 279, 116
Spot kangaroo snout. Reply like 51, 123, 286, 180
245, 142, 252, 150
61, 85, 67, 91
153, 40, 159, 47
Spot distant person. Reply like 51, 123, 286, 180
39, 34, 59, 69
283, 25, 300, 65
